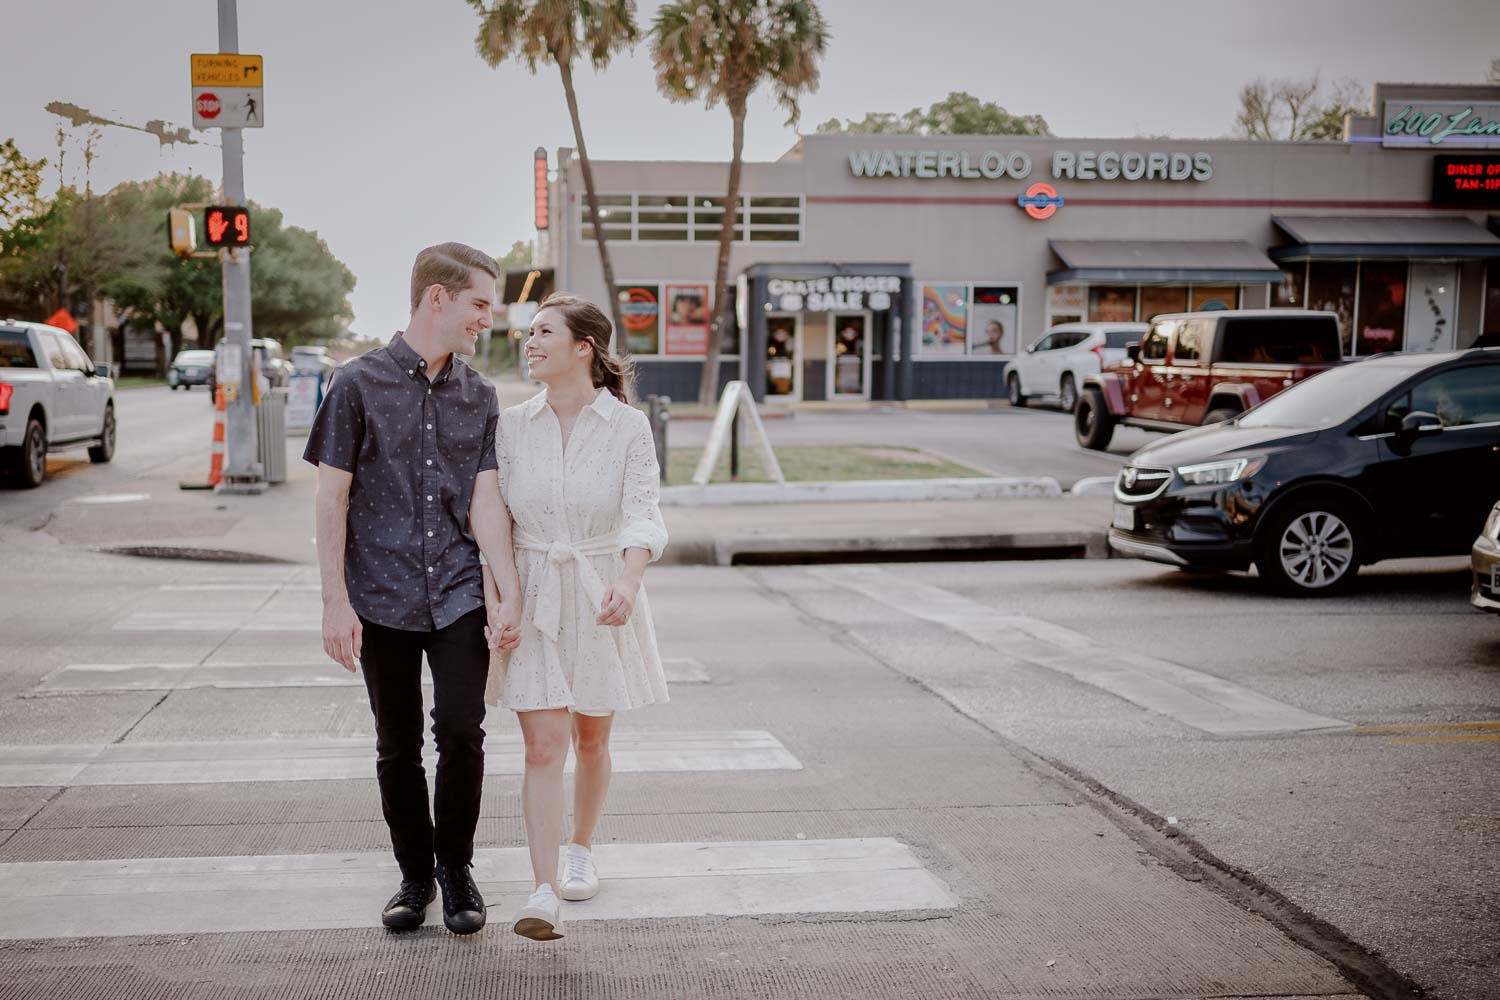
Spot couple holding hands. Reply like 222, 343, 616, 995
306, 243, 669, 941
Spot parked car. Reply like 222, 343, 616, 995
1473, 500, 1500, 615
1108, 347, 1500, 595
1007, 322, 1148, 412
0, 319, 116, 488
289, 345, 336, 380
252, 338, 294, 387
1076, 309, 1343, 450
168, 349, 215, 390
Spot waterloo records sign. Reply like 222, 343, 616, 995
190, 53, 264, 129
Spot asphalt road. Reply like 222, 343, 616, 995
666, 400, 1161, 489
0, 385, 209, 530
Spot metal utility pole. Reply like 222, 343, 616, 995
215, 0, 262, 491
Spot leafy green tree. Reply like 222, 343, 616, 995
0, 139, 47, 247
1235, 76, 1365, 141
815, 91, 1051, 137
496, 238, 533, 272
652, 0, 829, 405
470, 0, 638, 348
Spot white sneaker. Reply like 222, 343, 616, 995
559, 843, 599, 901
512, 884, 563, 940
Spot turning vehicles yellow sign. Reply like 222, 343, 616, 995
191, 54, 263, 88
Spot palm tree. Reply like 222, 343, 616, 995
469, 0, 637, 348
651, 0, 828, 405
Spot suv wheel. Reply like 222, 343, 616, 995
88, 405, 116, 464
1075, 387, 1115, 450
1006, 372, 1027, 407
5, 418, 47, 488
1256, 499, 1360, 596
1059, 374, 1078, 413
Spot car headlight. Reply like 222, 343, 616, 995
1176, 456, 1266, 486
1485, 506, 1500, 542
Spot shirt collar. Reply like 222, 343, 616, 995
388, 332, 457, 384
525, 386, 623, 423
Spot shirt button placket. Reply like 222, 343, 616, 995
421, 382, 436, 612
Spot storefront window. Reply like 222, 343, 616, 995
1089, 286, 1137, 323
1190, 286, 1238, 311
1273, 265, 1305, 307
969, 286, 1018, 354
664, 284, 711, 355
617, 284, 661, 354
1486, 261, 1500, 338
1354, 261, 1406, 355
921, 284, 968, 356
1047, 285, 1087, 326
1307, 261, 1358, 355
1140, 286, 1188, 321
581, 194, 802, 243
919, 283, 1018, 356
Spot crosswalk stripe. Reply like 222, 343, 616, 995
0, 837, 956, 939
814, 565, 1350, 737
35, 657, 712, 693
0, 731, 800, 787
114, 611, 321, 632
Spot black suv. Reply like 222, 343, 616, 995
1108, 348, 1500, 595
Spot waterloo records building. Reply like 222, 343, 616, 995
533, 82, 1500, 403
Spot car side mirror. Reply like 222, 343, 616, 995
1126, 343, 1141, 362
93, 363, 112, 379
1399, 411, 1442, 435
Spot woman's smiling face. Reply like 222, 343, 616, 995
525, 306, 590, 380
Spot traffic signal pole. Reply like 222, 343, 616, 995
215, 0, 263, 492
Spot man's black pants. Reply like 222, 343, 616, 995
358, 607, 489, 880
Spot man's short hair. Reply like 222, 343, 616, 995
410, 242, 499, 311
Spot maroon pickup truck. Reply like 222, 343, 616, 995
1075, 309, 1342, 450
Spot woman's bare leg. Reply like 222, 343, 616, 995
569, 712, 614, 848
517, 708, 572, 891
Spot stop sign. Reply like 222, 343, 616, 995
196, 92, 221, 119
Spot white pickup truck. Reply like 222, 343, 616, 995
0, 319, 116, 488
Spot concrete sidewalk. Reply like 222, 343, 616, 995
36, 429, 1113, 566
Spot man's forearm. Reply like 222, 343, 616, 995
471, 478, 520, 604
315, 485, 351, 608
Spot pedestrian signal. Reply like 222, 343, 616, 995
167, 208, 197, 257
203, 206, 251, 248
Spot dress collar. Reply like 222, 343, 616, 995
524, 385, 623, 423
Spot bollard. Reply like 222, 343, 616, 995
645, 394, 670, 484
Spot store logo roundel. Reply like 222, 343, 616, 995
1018, 182, 1063, 220
619, 287, 659, 330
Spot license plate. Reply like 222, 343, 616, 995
1112, 504, 1138, 531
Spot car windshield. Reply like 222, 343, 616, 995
1237, 364, 1416, 429
176, 351, 212, 364
1104, 330, 1140, 348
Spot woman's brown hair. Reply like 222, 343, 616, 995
536, 292, 636, 403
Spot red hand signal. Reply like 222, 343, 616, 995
206, 210, 230, 244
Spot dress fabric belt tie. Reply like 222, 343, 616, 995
513, 530, 621, 641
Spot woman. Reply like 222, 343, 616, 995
480, 292, 669, 942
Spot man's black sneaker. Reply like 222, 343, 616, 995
381, 877, 436, 930
435, 863, 487, 934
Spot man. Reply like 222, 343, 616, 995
305, 242, 522, 934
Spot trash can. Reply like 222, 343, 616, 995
256, 386, 289, 484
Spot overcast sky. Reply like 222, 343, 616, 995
3, 0, 1497, 334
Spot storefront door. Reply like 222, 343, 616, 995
827, 312, 872, 400
765, 313, 801, 400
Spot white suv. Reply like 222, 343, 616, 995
1007, 322, 1148, 412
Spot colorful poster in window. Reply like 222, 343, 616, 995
1355, 262, 1406, 355
1047, 285, 1086, 326
1190, 286, 1238, 311
1404, 263, 1456, 352
1140, 286, 1188, 321
1088, 286, 1137, 323
618, 284, 661, 354
664, 283, 710, 355
921, 284, 967, 355
969, 286, 1018, 354
1307, 262, 1357, 354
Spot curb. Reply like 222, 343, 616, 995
661, 477, 1064, 506
649, 529, 1110, 566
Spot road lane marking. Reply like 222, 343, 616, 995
813, 566, 1350, 737
1352, 720, 1500, 734
1389, 733, 1500, 744
157, 583, 322, 593
0, 730, 800, 787
0, 837, 954, 939
36, 657, 710, 693
114, 611, 322, 632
